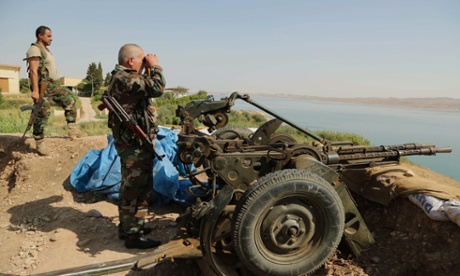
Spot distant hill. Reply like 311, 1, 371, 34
250, 93, 460, 110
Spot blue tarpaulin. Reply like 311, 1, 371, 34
70, 127, 196, 205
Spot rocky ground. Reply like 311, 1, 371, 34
0, 133, 459, 276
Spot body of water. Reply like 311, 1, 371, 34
217, 95, 459, 181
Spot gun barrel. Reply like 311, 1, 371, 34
20, 105, 34, 112
334, 146, 452, 163
101, 97, 114, 113
337, 143, 437, 154
398, 147, 452, 156
436, 147, 453, 153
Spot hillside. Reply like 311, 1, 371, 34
1, 134, 460, 275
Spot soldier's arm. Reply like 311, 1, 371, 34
143, 65, 165, 98
28, 57, 41, 101
142, 54, 165, 98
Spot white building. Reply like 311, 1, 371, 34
59, 76, 83, 93
0, 64, 83, 95
0, 64, 21, 93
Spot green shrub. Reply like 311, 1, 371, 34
314, 130, 370, 146
0, 94, 30, 110
157, 103, 177, 125
79, 121, 112, 136
92, 89, 105, 101
226, 110, 268, 128
155, 92, 209, 126
0, 91, 373, 147
267, 124, 371, 146
20, 78, 31, 94
0, 93, 82, 135
0, 109, 29, 133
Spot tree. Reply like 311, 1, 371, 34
76, 81, 87, 95
165, 86, 189, 98
19, 78, 31, 93
104, 72, 111, 86
97, 62, 103, 86
82, 62, 105, 96
196, 90, 208, 98
86, 62, 97, 80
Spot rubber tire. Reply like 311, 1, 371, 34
232, 169, 345, 276
212, 125, 253, 140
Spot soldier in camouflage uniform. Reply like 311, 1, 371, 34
106, 44, 165, 249
26, 26, 85, 155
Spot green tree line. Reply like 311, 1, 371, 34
6, 59, 370, 146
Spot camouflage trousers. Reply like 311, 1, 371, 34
33, 83, 77, 140
115, 142, 155, 237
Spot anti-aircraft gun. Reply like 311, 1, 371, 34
173, 92, 452, 276
38, 92, 451, 276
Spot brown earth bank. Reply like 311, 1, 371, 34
1, 134, 460, 276
250, 93, 460, 110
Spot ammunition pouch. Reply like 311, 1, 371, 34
112, 119, 137, 146
120, 125, 137, 145
109, 97, 159, 147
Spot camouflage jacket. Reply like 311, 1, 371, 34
106, 64, 165, 145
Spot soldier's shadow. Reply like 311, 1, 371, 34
6, 194, 132, 258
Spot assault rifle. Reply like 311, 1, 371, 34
21, 81, 49, 138
101, 95, 164, 161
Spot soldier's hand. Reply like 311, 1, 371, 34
143, 54, 159, 67
31, 90, 39, 102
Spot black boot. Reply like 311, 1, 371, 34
125, 236, 161, 249
118, 224, 153, 240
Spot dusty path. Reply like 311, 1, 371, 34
78, 97, 102, 122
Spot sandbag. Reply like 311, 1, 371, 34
444, 200, 460, 227
408, 193, 450, 221
341, 164, 460, 206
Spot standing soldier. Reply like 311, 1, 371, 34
106, 44, 165, 249
25, 25, 84, 155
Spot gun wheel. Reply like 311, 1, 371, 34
213, 111, 229, 128
232, 169, 345, 276
212, 125, 253, 140
200, 208, 251, 276
269, 133, 297, 144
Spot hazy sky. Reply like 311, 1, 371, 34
1, 0, 459, 98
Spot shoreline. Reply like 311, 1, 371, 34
246, 93, 460, 111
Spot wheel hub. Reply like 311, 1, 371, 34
261, 203, 315, 253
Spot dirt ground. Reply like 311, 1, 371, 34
1, 133, 460, 276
